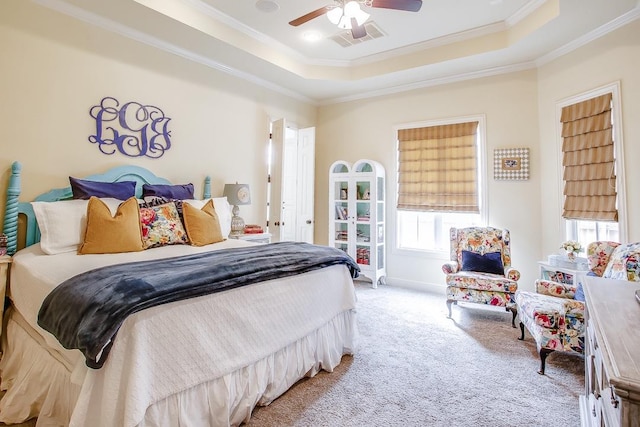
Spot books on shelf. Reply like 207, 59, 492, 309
548, 271, 573, 284
335, 230, 348, 241
356, 247, 370, 265
335, 204, 348, 220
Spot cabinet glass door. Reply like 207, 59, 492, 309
332, 178, 349, 252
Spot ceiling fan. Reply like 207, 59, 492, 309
289, 0, 423, 40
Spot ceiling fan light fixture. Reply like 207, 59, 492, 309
354, 8, 370, 26
327, 7, 343, 25
327, 1, 369, 30
343, 1, 361, 17
337, 15, 352, 30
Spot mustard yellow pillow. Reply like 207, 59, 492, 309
182, 199, 224, 246
79, 197, 144, 254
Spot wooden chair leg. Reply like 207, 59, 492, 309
506, 306, 517, 328
538, 348, 554, 375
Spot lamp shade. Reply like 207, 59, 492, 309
343, 1, 360, 17
223, 183, 251, 206
327, 6, 343, 24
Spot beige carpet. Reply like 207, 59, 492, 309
246, 283, 584, 427
1, 283, 584, 426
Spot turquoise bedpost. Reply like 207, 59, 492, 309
204, 176, 211, 199
3, 161, 21, 255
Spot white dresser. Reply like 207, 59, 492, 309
581, 277, 640, 427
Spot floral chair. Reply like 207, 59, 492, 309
443, 227, 520, 327
515, 241, 640, 375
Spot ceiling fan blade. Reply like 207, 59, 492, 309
351, 18, 367, 39
370, 0, 422, 12
289, 6, 332, 27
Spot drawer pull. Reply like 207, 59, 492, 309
610, 387, 619, 408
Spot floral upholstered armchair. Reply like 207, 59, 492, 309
515, 241, 640, 375
443, 227, 520, 327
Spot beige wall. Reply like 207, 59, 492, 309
537, 18, 640, 255
2, 1, 638, 293
0, 1, 316, 227
316, 18, 640, 292
317, 71, 542, 291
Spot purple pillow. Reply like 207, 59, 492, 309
461, 250, 504, 275
142, 183, 194, 200
69, 177, 136, 200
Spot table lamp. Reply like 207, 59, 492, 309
223, 183, 251, 236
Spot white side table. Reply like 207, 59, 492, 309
229, 232, 272, 244
538, 261, 588, 287
0, 255, 11, 345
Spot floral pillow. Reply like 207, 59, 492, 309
139, 202, 189, 249
602, 242, 640, 281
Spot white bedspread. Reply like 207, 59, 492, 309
9, 241, 357, 426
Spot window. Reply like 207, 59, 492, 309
559, 83, 627, 249
397, 211, 482, 251
396, 116, 486, 252
565, 220, 619, 248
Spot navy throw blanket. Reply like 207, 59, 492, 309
37, 242, 359, 369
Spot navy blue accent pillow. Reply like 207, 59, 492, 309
461, 250, 504, 275
69, 177, 136, 200
142, 183, 194, 200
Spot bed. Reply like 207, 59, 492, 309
0, 162, 359, 426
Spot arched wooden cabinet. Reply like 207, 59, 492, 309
329, 159, 385, 288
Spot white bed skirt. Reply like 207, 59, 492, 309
0, 308, 357, 426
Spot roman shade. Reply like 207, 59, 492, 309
397, 122, 479, 212
560, 93, 617, 221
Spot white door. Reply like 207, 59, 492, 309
269, 119, 285, 242
280, 129, 298, 242
296, 127, 315, 243
268, 119, 315, 243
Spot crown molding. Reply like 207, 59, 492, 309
506, 0, 548, 26
536, 6, 640, 66
177, 0, 313, 64
30, 0, 640, 107
33, 0, 316, 104
164, 0, 543, 69
350, 21, 507, 67
319, 61, 537, 105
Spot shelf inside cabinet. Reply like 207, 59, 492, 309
356, 223, 370, 244
334, 201, 348, 220
356, 181, 371, 201
356, 246, 371, 265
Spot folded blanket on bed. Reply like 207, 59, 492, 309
37, 241, 359, 368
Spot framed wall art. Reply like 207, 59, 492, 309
493, 148, 529, 180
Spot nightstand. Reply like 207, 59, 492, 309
0, 255, 11, 343
538, 261, 588, 287
229, 232, 272, 244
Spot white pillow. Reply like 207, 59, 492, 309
32, 198, 124, 255
183, 197, 232, 238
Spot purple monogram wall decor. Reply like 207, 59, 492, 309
89, 97, 172, 158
